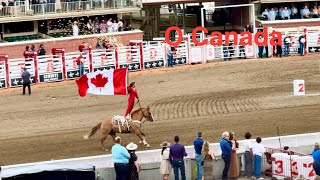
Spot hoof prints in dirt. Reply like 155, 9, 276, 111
151, 96, 262, 120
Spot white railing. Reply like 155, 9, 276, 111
0, 0, 138, 18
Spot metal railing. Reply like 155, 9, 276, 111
0, 0, 139, 17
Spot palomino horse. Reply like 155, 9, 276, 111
83, 106, 154, 151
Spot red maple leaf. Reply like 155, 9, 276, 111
91, 73, 108, 91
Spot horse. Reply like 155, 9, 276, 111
83, 106, 154, 151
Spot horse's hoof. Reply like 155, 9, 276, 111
146, 144, 151, 148
104, 149, 109, 152
139, 141, 142, 144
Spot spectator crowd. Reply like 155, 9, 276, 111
261, 4, 320, 20
111, 130, 320, 180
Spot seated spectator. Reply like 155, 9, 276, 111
312, 6, 318, 18
318, 6, 320, 18
268, 8, 276, 20
291, 5, 298, 19
282, 7, 290, 20
301, 6, 310, 19
261, 9, 269, 20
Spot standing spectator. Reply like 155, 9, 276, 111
228, 131, 239, 178
112, 19, 119, 32
118, 18, 124, 31
275, 40, 283, 58
126, 142, 140, 180
166, 45, 173, 67
312, 142, 320, 176
193, 131, 204, 180
76, 54, 85, 76
38, 44, 46, 56
72, 21, 79, 36
243, 132, 254, 178
112, 136, 130, 180
31, 44, 36, 52
21, 67, 31, 95
220, 131, 232, 180
298, 34, 306, 56
160, 141, 172, 180
169, 135, 187, 180
202, 141, 217, 179
252, 137, 266, 180
258, 36, 264, 58
283, 35, 290, 57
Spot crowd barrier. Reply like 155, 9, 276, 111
263, 148, 315, 179
1, 28, 320, 89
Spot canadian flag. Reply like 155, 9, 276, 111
76, 68, 128, 97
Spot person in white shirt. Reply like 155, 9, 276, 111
118, 18, 123, 31
72, 21, 79, 36
243, 132, 254, 178
252, 137, 266, 180
107, 18, 113, 33
112, 20, 119, 32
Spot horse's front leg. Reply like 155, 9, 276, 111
132, 127, 150, 148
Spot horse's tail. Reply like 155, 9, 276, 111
83, 122, 102, 140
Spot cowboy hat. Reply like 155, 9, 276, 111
160, 141, 171, 148
126, 142, 138, 150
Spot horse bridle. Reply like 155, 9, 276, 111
135, 100, 152, 123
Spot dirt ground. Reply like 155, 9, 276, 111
1, 55, 320, 165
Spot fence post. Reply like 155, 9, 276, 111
33, 52, 38, 83
52, 48, 66, 80
139, 42, 144, 70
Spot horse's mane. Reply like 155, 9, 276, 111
130, 107, 146, 115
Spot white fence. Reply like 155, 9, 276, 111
1, 132, 319, 179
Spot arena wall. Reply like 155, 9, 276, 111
1, 132, 318, 179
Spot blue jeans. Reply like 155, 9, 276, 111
78, 64, 84, 76
244, 151, 253, 177
173, 159, 186, 180
254, 155, 262, 178
195, 154, 203, 180
299, 43, 304, 55
284, 44, 289, 56
168, 54, 173, 67
258, 46, 264, 58
313, 162, 320, 176
114, 163, 129, 180
222, 154, 231, 180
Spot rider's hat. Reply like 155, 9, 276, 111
160, 141, 171, 148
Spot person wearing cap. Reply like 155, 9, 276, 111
21, 67, 31, 95
169, 135, 187, 180
111, 136, 130, 180
160, 141, 172, 180
193, 131, 204, 180
312, 142, 320, 176
126, 142, 140, 180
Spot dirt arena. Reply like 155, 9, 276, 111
1, 55, 320, 165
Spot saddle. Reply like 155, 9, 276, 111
112, 115, 132, 133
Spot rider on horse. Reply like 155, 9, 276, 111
125, 82, 140, 120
